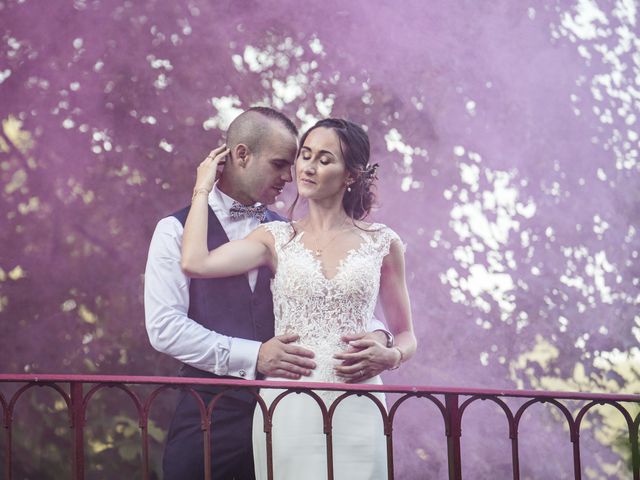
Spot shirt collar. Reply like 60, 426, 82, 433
210, 182, 236, 212
209, 182, 265, 216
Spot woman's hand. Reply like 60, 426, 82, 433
333, 332, 401, 383
195, 145, 230, 193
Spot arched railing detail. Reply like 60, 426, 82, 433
82, 382, 143, 424
0, 374, 638, 480
8, 382, 72, 425
388, 392, 448, 433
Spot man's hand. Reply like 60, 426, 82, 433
333, 331, 400, 383
257, 334, 316, 379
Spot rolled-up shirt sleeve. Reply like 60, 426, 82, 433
368, 317, 388, 334
144, 216, 261, 379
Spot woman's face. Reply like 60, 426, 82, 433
296, 127, 352, 201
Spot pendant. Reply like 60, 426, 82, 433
314, 249, 322, 257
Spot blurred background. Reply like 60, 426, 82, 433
0, 0, 638, 478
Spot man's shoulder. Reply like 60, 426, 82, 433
149, 206, 192, 238
264, 209, 288, 223
169, 204, 224, 227
169, 205, 192, 226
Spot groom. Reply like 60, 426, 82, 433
144, 106, 394, 479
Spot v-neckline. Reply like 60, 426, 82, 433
295, 230, 368, 282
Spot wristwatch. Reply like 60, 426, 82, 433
376, 329, 394, 348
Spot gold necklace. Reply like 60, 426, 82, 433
305, 218, 350, 257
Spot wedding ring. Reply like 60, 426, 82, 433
359, 370, 364, 377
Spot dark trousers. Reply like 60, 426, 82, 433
163, 387, 257, 480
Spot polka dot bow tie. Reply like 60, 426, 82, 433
229, 201, 267, 222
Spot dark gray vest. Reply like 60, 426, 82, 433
172, 205, 281, 378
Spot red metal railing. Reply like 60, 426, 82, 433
1, 374, 639, 479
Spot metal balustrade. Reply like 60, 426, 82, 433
1, 374, 638, 479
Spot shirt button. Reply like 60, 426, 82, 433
239, 369, 246, 377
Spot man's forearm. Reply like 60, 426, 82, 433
145, 216, 262, 378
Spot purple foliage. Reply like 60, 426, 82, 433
1, 0, 638, 477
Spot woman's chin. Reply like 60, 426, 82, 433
296, 184, 313, 198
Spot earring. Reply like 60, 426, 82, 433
347, 185, 352, 192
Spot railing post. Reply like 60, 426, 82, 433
4, 415, 12, 480
445, 394, 462, 480
264, 409, 274, 480
325, 423, 335, 480
70, 382, 85, 480
630, 423, 640, 480
385, 416, 395, 480
510, 433, 520, 480
571, 428, 582, 480
140, 413, 150, 480
203, 395, 212, 480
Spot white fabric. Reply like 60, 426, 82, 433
253, 221, 402, 480
144, 184, 262, 378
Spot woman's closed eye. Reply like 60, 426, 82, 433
299, 150, 332, 165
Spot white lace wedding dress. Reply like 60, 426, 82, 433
252, 221, 401, 480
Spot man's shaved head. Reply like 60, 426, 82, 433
217, 106, 298, 206
226, 106, 298, 156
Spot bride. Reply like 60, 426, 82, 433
181, 118, 416, 479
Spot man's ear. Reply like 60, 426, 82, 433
234, 144, 250, 167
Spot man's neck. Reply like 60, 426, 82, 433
217, 175, 253, 206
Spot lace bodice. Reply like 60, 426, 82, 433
263, 221, 402, 383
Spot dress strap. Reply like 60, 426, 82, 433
375, 224, 405, 257
262, 221, 295, 252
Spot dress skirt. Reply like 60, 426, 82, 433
252, 374, 387, 480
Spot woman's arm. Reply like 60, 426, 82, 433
180, 146, 274, 278
334, 238, 417, 381
378, 239, 417, 367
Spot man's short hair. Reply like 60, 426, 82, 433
226, 107, 298, 156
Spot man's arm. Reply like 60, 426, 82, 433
144, 216, 261, 378
369, 316, 393, 346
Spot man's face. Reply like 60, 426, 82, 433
243, 125, 297, 205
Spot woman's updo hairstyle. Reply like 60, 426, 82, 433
298, 118, 379, 220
